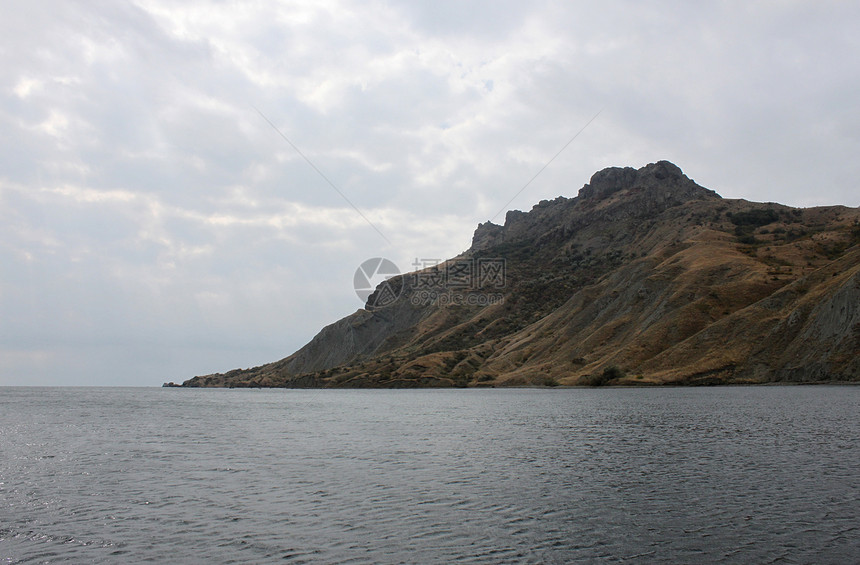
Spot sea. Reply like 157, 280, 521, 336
0, 386, 857, 564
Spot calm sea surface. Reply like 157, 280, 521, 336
0, 386, 857, 564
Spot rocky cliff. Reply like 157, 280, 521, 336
177, 160, 860, 387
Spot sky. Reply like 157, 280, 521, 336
1, 1, 858, 386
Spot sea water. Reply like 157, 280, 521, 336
1, 386, 857, 563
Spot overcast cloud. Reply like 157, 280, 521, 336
1, 1, 858, 385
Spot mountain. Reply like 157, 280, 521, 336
172, 161, 860, 388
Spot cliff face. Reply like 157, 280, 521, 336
179, 160, 860, 387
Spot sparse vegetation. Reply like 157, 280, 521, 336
728, 208, 779, 227
822, 240, 853, 260
782, 228, 808, 243
584, 365, 625, 386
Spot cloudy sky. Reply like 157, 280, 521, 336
1, 1, 858, 386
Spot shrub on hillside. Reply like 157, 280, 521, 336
584, 365, 625, 386
728, 209, 779, 227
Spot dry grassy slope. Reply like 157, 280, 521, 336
180, 161, 860, 387
486, 234, 859, 385
482, 203, 860, 385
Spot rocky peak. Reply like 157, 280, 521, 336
470, 161, 719, 252
471, 221, 504, 251
577, 160, 714, 202
577, 166, 638, 200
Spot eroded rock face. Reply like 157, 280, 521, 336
803, 270, 860, 342
180, 160, 860, 388
281, 294, 428, 375
471, 221, 504, 252
470, 160, 719, 252
781, 267, 860, 380
577, 160, 719, 211
577, 165, 638, 200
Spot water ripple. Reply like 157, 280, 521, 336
0, 386, 858, 563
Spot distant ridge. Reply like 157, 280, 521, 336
173, 161, 860, 387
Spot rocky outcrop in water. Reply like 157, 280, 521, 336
179, 161, 860, 387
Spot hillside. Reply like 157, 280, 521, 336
173, 161, 860, 387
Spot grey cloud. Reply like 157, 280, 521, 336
1, 0, 858, 384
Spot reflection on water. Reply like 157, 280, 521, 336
1, 386, 858, 563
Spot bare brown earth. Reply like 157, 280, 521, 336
176, 161, 860, 388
